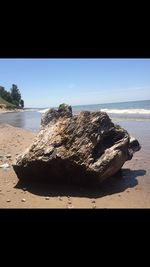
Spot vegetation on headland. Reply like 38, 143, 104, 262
0, 96, 16, 109
0, 84, 24, 110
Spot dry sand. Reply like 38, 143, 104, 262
0, 124, 150, 208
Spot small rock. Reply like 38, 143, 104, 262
6, 155, 11, 158
45, 197, 49, 200
58, 196, 62, 201
118, 194, 121, 197
0, 163, 10, 168
92, 205, 96, 209
6, 199, 11, 202
23, 187, 27, 191
68, 200, 72, 204
68, 205, 74, 209
21, 198, 26, 202
91, 200, 96, 203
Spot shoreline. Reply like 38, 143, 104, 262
0, 109, 23, 114
0, 123, 150, 208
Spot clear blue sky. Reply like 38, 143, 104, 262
0, 59, 150, 108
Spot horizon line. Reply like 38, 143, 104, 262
24, 99, 150, 109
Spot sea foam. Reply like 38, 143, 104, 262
38, 108, 50, 114
101, 108, 150, 114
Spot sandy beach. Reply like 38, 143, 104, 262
0, 108, 23, 114
0, 123, 150, 208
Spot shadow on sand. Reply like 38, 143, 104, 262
15, 168, 146, 199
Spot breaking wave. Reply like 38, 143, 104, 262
38, 108, 50, 114
101, 108, 150, 114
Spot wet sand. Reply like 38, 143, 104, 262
0, 124, 150, 208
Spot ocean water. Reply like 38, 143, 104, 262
0, 100, 150, 132
72, 100, 150, 119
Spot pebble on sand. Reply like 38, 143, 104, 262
45, 197, 49, 200
92, 205, 96, 209
0, 163, 10, 168
6, 155, 11, 158
6, 199, 11, 202
68, 200, 72, 204
21, 198, 26, 202
23, 187, 27, 191
91, 200, 96, 203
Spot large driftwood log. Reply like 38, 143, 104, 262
13, 104, 141, 185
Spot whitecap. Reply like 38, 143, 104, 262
38, 108, 50, 114
101, 108, 150, 114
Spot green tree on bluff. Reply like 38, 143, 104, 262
0, 84, 24, 108
20, 99, 24, 108
3, 91, 13, 103
0, 86, 6, 98
10, 84, 21, 106
0, 86, 13, 103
